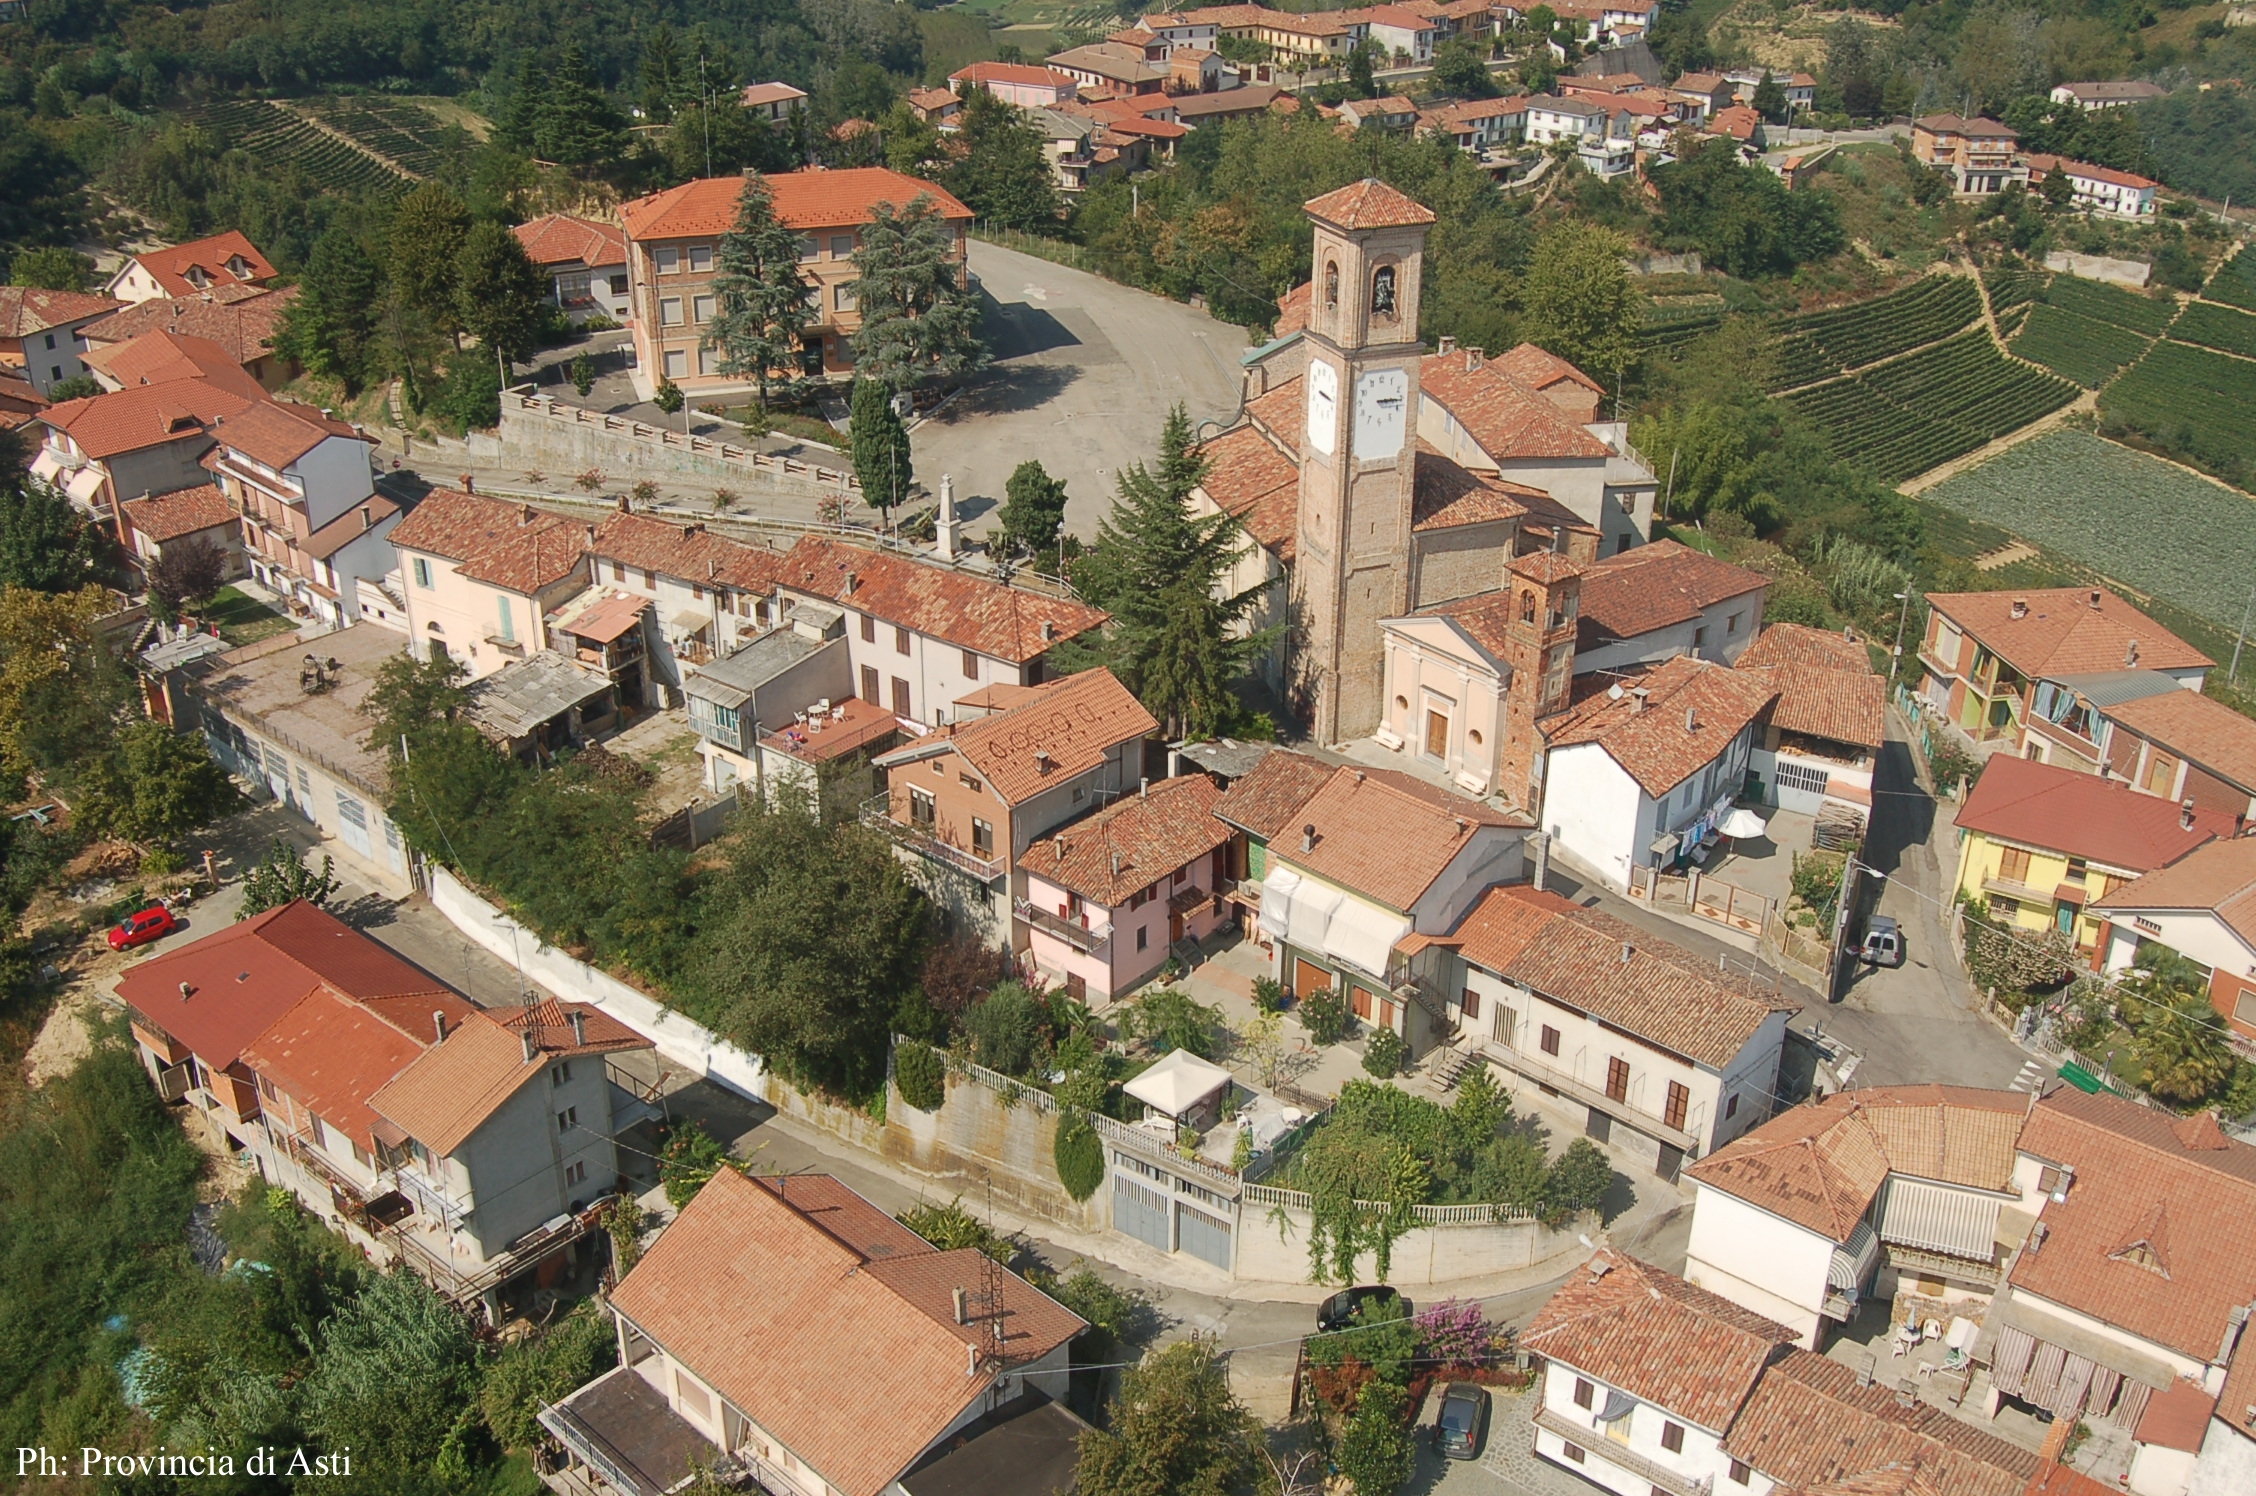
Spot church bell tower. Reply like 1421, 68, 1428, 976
1294, 179, 1435, 745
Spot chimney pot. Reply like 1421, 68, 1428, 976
1438, 334, 1457, 354
1631, 687, 1649, 713
844, 571, 857, 595
1685, 706, 1698, 732
570, 1010, 587, 1045
360, 504, 372, 531
2011, 596, 2028, 619
2182, 799, 2196, 830
521, 1029, 537, 1064
2090, 589, 2103, 610
179, 981, 194, 1001
953, 1286, 968, 1324
433, 1010, 448, 1042
1140, 776, 1149, 797
1621, 941, 1632, 962
1111, 851, 1121, 878
1041, 620, 1055, 642
1302, 823, 1317, 853
2125, 639, 2140, 667
617, 492, 630, 513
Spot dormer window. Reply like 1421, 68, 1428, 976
226, 255, 251, 278
1371, 264, 1396, 318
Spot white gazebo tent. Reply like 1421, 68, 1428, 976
1124, 1048, 1236, 1129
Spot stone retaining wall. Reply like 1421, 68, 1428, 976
469, 394, 859, 494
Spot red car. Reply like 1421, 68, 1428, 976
108, 905, 177, 951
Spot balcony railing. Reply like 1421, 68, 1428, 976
1477, 1038, 1701, 1152
859, 794, 1005, 881
1017, 899, 1113, 957
1531, 1407, 1710, 1496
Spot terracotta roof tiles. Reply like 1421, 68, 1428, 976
1722, 1348, 2038, 1496
81, 330, 269, 395
1576, 539, 1769, 647
1197, 422, 1300, 560
1019, 772, 1228, 905
369, 1002, 648, 1157
1270, 764, 1525, 912
1410, 444, 1553, 531
2093, 835, 2256, 948
385, 489, 590, 595
1735, 622, 1886, 750
1953, 753, 2232, 873
2099, 686, 2256, 794
1542, 654, 1778, 797
779, 536, 1107, 663
240, 986, 433, 1155
879, 668, 1154, 807
1419, 348, 1612, 460
621, 168, 973, 242
0, 284, 123, 337
121, 483, 233, 544
213, 397, 363, 469
77, 287, 295, 364
1928, 587, 2210, 679
125, 231, 277, 299
1211, 747, 1337, 840
590, 511, 787, 594
511, 214, 627, 269
1304, 177, 1438, 230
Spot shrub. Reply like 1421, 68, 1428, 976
962, 981, 1047, 1076
1252, 976, 1287, 1013
897, 1198, 1015, 1263
895, 1040, 945, 1112
1054, 1110, 1103, 1200
1028, 1264, 1146, 1348
1124, 987, 1222, 1058
1336, 1379, 1414, 1496
1300, 987, 1350, 1044
1544, 1137, 1615, 1224
1414, 1297, 1503, 1369
658, 1119, 728, 1208
1362, 1027, 1407, 1077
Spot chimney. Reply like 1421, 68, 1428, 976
359, 503, 373, 532
2182, 798, 2196, 830
2089, 589, 2103, 610
1140, 776, 1149, 798
1036, 750, 1053, 773
179, 982, 194, 1002
2125, 639, 2140, 668
1685, 706, 1698, 733
1621, 941, 1633, 962
2010, 596, 2028, 619
617, 491, 631, 513
1302, 823, 1317, 852
1053, 836, 1065, 864
1437, 334, 1457, 355
953, 1286, 968, 1324
1111, 851, 1122, 879
520, 1029, 537, 1063
1041, 620, 1056, 642
1467, 347, 1484, 370
570, 1010, 587, 1045
1631, 687, 1649, 713
843, 571, 857, 596
432, 1010, 448, 1042
519, 502, 535, 525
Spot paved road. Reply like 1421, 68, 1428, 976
914, 239, 1251, 542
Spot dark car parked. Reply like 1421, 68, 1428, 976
1316, 1285, 1409, 1335
1435, 1382, 1488, 1459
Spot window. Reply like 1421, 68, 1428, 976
557, 1106, 578, 1132
1729, 1459, 1752, 1484
1606, 1056, 1630, 1102
1693, 625, 1708, 650
1173, 866, 1188, 886
413, 557, 433, 589
1661, 1421, 1684, 1454
1520, 590, 1536, 624
861, 665, 880, 702
797, 236, 818, 262
1371, 263, 1396, 317
497, 597, 514, 642
971, 817, 994, 855
960, 774, 982, 793
1563, 1443, 1585, 1465
909, 787, 935, 826
1727, 612, 1742, 635
834, 282, 857, 312
44, 333, 56, 350
1725, 1092, 1739, 1119
1990, 895, 2021, 919
830, 234, 855, 258
663, 349, 687, 378
698, 345, 719, 376
550, 1062, 573, 1086
565, 1159, 587, 1186
609, 274, 629, 296
654, 247, 680, 273
1573, 1379, 1594, 1410
1324, 260, 1339, 307
1459, 987, 1481, 1020
688, 245, 713, 273
1138, 927, 1149, 951
895, 625, 911, 655
1541, 1024, 1561, 1056
643, 569, 656, 589
693, 294, 716, 324
861, 612, 877, 642
1665, 1081, 1690, 1130
963, 649, 980, 679
1997, 846, 2032, 883
660, 297, 684, 326
295, 765, 312, 798
892, 677, 911, 717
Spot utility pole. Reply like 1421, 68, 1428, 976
1889, 589, 1912, 685
2232, 581, 2254, 685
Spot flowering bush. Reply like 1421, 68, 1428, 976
1414, 1297, 1502, 1369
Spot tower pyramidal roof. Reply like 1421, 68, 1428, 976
1304, 177, 1438, 229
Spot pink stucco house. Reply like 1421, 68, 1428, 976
1016, 772, 1234, 1003
949, 61, 1080, 110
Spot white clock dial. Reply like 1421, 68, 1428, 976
1353, 367, 1407, 460
1306, 358, 1338, 456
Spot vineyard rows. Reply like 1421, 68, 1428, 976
1785, 329, 2079, 484
1637, 307, 1725, 354
2170, 300, 2256, 361
1981, 265, 2045, 312
2100, 339, 2256, 489
2040, 273, 2178, 336
180, 100, 407, 195
1764, 276, 1982, 390
2203, 248, 2256, 313
298, 97, 460, 177
2010, 304, 2151, 388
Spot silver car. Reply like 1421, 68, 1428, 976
1859, 915, 1905, 968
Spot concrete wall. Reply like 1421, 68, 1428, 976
2045, 250, 2151, 288
1234, 1195, 1582, 1286
878, 1069, 1107, 1233
470, 398, 855, 495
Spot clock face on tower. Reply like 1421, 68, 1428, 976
1354, 367, 1408, 461
1306, 358, 1338, 456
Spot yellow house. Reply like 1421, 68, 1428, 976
1952, 754, 2229, 957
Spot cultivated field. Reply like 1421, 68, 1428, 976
2100, 339, 2256, 491
2170, 300, 2256, 361
2204, 247, 2256, 312
179, 100, 408, 194
2010, 303, 2152, 388
296, 96, 466, 177
1786, 329, 2080, 484
1765, 275, 1982, 391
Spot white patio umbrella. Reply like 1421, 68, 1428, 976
1714, 806, 1770, 858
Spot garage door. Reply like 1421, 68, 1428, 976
1177, 1202, 1234, 1270
1113, 1175, 1170, 1252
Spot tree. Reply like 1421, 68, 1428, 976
236, 836, 343, 920
0, 433, 108, 592
536, 43, 629, 168
639, 23, 687, 125
78, 720, 239, 846
682, 785, 931, 1097
455, 220, 547, 373
570, 350, 595, 396
664, 97, 785, 181
1544, 1136, 1615, 1222
849, 196, 989, 393
2037, 166, 2074, 211
848, 378, 913, 516
300, 1270, 483, 1486
0, 584, 132, 789
1752, 69, 1788, 123
1520, 52, 1557, 95
944, 89, 1061, 230
1346, 42, 1378, 100
145, 536, 227, 623
495, 57, 545, 153
1430, 39, 1498, 100
389, 183, 471, 347
653, 376, 685, 414
280, 225, 384, 393
1336, 1379, 1413, 1496
998, 459, 1069, 557
1061, 407, 1278, 738
1074, 1338, 1261, 1496
9, 245, 91, 290
478, 1303, 615, 1451
1519, 220, 1641, 387
2126, 952, 2237, 1106
703, 173, 816, 411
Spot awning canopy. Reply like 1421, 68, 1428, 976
1124, 1048, 1234, 1119
1320, 896, 1411, 981
1879, 1177, 2005, 1263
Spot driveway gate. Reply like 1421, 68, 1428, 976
1112, 1175, 1170, 1251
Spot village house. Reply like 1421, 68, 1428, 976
1018, 771, 1234, 1002
1570, 538, 1767, 675
1336, 94, 1422, 131
738, 81, 808, 122
773, 535, 1109, 731
2021, 666, 2256, 817
118, 484, 243, 583
1732, 622, 1886, 833
1951, 751, 2232, 956
618, 167, 973, 393
0, 369, 47, 436
871, 668, 1158, 941
1250, 757, 1529, 1055
1668, 70, 1733, 118
1169, 83, 1295, 124
2050, 79, 2168, 110
202, 395, 390, 628
541, 1167, 1085, 1496
907, 86, 964, 127
1918, 586, 2210, 748
1721, 67, 1817, 111
584, 508, 789, 696
2188, 1293, 2256, 1494
2094, 836, 2256, 1040
29, 353, 262, 518
78, 285, 299, 390
0, 284, 126, 394
1416, 94, 1529, 151
1046, 42, 1172, 97
105, 230, 277, 305
1208, 746, 1343, 940
680, 603, 883, 798
1522, 92, 1611, 146
1522, 1246, 2045, 1496
1539, 654, 1776, 891
1357, 3, 1440, 63
948, 61, 1081, 108
1448, 884, 1795, 1178
513, 214, 632, 324
2027, 153, 2159, 218
1911, 113, 2029, 195
383, 490, 593, 680
462, 649, 622, 762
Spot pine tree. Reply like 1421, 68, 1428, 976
849, 197, 989, 394
1347, 42, 1378, 99
389, 183, 470, 346
1061, 407, 1278, 738
640, 23, 685, 125
848, 379, 912, 517
703, 173, 816, 410
943, 91, 1060, 230
455, 220, 548, 373
997, 459, 1069, 557
537, 43, 628, 168
1752, 69, 1789, 123
496, 56, 544, 153
280, 225, 384, 393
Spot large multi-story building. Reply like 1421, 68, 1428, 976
1911, 113, 2029, 195
617, 168, 973, 395
205, 396, 391, 629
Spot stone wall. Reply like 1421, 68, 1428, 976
2045, 251, 2152, 289
879, 1071, 1107, 1233
1233, 1196, 1582, 1286
468, 394, 857, 495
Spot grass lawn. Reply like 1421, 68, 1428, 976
199, 585, 296, 647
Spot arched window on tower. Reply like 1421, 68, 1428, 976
1519, 590, 1537, 624
1371, 264, 1397, 318
1324, 260, 1340, 307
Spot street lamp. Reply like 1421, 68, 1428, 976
1889, 590, 1912, 686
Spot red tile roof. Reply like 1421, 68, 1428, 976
949, 61, 1079, 91
1449, 885, 1794, 1067
301, 492, 401, 561
620, 168, 973, 242
116, 900, 465, 1070
1542, 654, 1778, 796
1928, 587, 2210, 679
879, 668, 1155, 808
1019, 772, 1229, 905
1419, 347, 1613, 460
1304, 177, 1438, 230
213, 397, 363, 469
1197, 422, 1300, 560
39, 377, 260, 460
511, 214, 627, 269
127, 232, 277, 298
1211, 747, 1337, 841
591, 511, 787, 594
739, 81, 809, 108
82, 330, 268, 394
1271, 764, 1525, 912
77, 287, 295, 364
2011, 1087, 2256, 1363
2099, 686, 2256, 795
778, 535, 1107, 663
0, 284, 123, 337
608, 1167, 1082, 1496
369, 1001, 647, 1157
121, 483, 233, 544
1492, 341, 1606, 397
1954, 753, 2233, 872
240, 986, 433, 1154
1520, 1248, 1796, 1431
1576, 539, 1768, 646
1687, 1086, 2031, 1241
1709, 104, 1763, 140
2213, 1304, 2256, 1445
1735, 622, 1886, 750
1411, 444, 1556, 531
385, 490, 590, 595
2093, 834, 2256, 948
2133, 1378, 2216, 1453
749, 1172, 933, 1260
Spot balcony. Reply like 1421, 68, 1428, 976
1530, 1407, 1709, 1496
1477, 1038, 1701, 1152
860, 794, 1005, 882
1016, 899, 1113, 958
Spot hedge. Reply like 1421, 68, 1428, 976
895, 1041, 946, 1112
